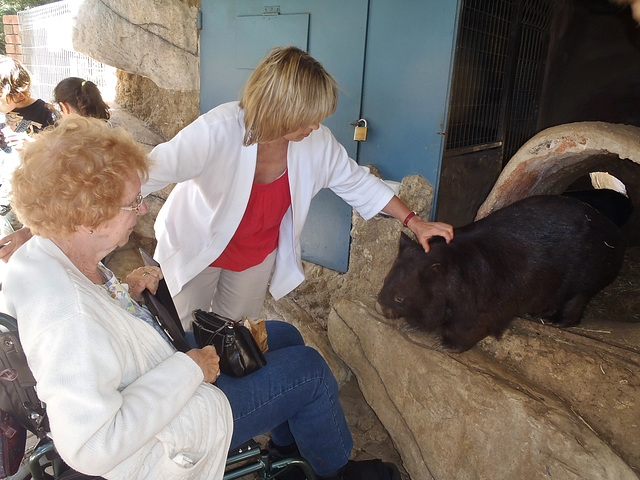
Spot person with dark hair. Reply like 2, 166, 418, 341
0, 56, 60, 263
0, 55, 59, 141
54, 77, 110, 120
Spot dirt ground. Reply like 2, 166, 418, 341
585, 245, 640, 325
565, 244, 640, 355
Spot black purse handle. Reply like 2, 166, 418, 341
143, 290, 190, 353
191, 318, 231, 337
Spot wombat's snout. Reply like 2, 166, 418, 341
375, 301, 398, 319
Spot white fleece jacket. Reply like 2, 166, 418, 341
2, 236, 233, 479
143, 101, 395, 299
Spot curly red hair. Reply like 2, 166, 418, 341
11, 115, 149, 237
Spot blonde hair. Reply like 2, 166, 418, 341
0, 56, 31, 103
11, 115, 149, 238
239, 46, 338, 145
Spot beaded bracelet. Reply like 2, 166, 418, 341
403, 211, 418, 227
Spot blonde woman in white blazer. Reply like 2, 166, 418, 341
143, 46, 454, 328
140, 46, 441, 480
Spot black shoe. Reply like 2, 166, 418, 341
342, 459, 402, 480
267, 439, 301, 459
267, 440, 308, 480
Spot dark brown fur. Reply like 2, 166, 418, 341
377, 195, 627, 352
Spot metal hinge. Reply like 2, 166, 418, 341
263, 6, 280, 16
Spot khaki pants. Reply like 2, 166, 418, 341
173, 250, 277, 331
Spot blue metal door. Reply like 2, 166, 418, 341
357, 1, 460, 205
200, 1, 369, 272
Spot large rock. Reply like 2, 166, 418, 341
328, 298, 640, 480
70, 0, 199, 92
115, 71, 200, 140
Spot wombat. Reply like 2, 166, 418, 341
377, 195, 627, 352
562, 188, 632, 227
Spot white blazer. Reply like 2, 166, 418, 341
143, 102, 394, 299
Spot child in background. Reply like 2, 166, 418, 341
0, 56, 59, 151
53, 77, 110, 120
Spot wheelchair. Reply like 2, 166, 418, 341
0, 313, 316, 480
21, 436, 316, 480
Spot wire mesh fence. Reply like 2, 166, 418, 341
445, 0, 554, 160
446, 0, 513, 153
17, 0, 116, 104
503, 0, 555, 161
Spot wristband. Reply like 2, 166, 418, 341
403, 211, 418, 227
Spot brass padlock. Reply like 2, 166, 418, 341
353, 119, 368, 141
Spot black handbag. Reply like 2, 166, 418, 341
191, 309, 266, 378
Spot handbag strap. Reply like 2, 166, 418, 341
143, 291, 190, 353
191, 310, 237, 336
191, 319, 230, 337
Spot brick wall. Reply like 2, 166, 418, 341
3, 15, 21, 61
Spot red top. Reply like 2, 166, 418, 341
210, 170, 292, 272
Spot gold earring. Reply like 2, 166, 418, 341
89, 230, 93, 235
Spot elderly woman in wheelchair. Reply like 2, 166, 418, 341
0, 116, 400, 480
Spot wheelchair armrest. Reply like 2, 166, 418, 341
224, 439, 317, 480
226, 438, 262, 466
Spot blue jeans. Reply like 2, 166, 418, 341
201, 321, 353, 476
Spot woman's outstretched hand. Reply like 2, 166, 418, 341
381, 195, 454, 252
406, 216, 454, 252
0, 227, 32, 262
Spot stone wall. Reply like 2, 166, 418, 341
72, 0, 200, 92
72, 0, 200, 138
114, 70, 199, 141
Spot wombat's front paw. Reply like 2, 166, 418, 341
440, 336, 468, 353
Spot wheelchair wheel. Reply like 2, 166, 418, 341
8, 461, 56, 480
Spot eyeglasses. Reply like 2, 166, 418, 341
121, 193, 144, 214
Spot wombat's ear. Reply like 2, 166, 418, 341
399, 232, 419, 251
428, 236, 447, 248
